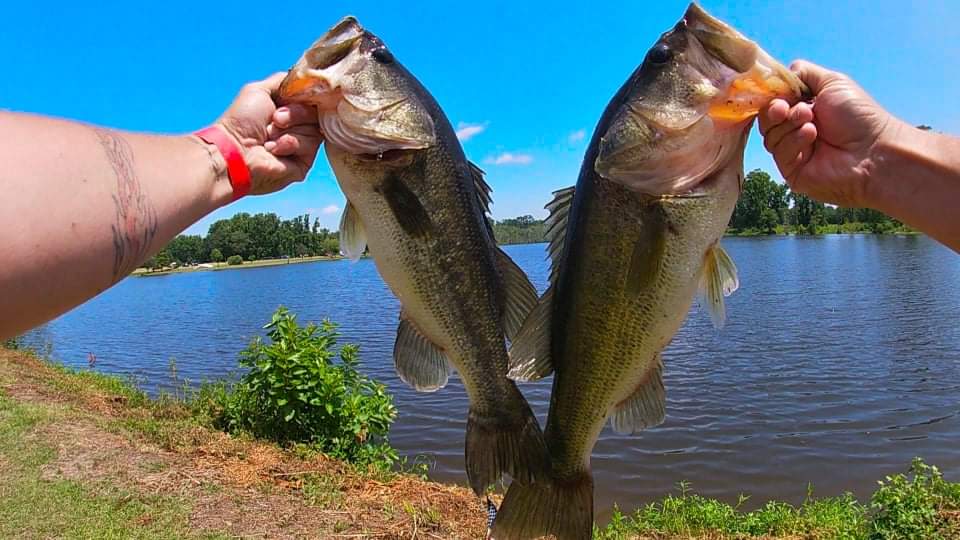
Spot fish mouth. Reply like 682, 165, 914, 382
594, 4, 807, 197
684, 3, 810, 123
279, 17, 437, 156
278, 17, 364, 105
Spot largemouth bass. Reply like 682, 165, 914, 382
278, 17, 547, 495
492, 4, 809, 538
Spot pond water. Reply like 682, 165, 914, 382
23, 235, 960, 519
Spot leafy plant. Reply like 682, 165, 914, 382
215, 308, 397, 468
870, 458, 960, 539
226, 254, 244, 266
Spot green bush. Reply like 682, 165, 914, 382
870, 458, 960, 540
211, 308, 397, 468
226, 255, 243, 266
2, 336, 20, 350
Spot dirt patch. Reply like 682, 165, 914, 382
1, 349, 489, 539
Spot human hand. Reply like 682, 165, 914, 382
759, 60, 900, 208
216, 72, 323, 195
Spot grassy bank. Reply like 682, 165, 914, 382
597, 469, 960, 539
0, 348, 486, 538
3, 341, 958, 539
132, 254, 342, 277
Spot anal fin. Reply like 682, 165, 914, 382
610, 354, 666, 434
393, 317, 450, 392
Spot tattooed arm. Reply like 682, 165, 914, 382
0, 73, 322, 339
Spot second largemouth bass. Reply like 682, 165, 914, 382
493, 4, 809, 538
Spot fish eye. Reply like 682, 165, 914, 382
647, 43, 672, 65
372, 47, 394, 64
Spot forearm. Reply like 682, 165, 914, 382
0, 112, 233, 338
866, 123, 960, 252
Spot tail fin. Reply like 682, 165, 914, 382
465, 401, 548, 496
490, 470, 593, 540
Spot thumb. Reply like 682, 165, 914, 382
790, 60, 840, 96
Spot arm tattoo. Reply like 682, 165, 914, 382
93, 128, 159, 283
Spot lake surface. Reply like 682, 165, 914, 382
23, 235, 960, 519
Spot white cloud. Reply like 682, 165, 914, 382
320, 204, 340, 215
456, 121, 487, 142
485, 152, 534, 166
567, 129, 586, 143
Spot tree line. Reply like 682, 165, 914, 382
146, 171, 909, 269
146, 212, 554, 270
491, 169, 909, 243
144, 213, 339, 269
730, 169, 907, 235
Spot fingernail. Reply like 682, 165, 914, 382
265, 141, 277, 152
274, 109, 291, 125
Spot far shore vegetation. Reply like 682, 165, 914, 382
144, 167, 910, 275
5, 309, 959, 539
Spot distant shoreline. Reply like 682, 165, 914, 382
498, 231, 922, 246
132, 255, 343, 277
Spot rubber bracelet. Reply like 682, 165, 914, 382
194, 126, 251, 201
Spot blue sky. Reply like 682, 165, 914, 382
2, 1, 957, 235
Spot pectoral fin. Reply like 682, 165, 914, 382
610, 354, 666, 434
338, 201, 367, 262
394, 317, 450, 392
698, 242, 739, 329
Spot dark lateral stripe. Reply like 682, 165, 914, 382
381, 174, 432, 238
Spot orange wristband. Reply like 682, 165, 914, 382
194, 126, 251, 200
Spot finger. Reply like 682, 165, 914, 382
762, 103, 814, 152
269, 131, 322, 158
273, 103, 317, 129
790, 60, 840, 95
266, 123, 321, 143
759, 99, 789, 136
774, 123, 817, 179
266, 133, 302, 156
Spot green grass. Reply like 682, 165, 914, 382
597, 461, 960, 539
0, 392, 228, 540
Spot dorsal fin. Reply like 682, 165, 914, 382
469, 161, 496, 238
544, 186, 575, 285
495, 248, 538, 341
469, 161, 492, 214
697, 242, 739, 329
507, 187, 574, 383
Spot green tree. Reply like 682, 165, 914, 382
492, 215, 546, 244
210, 248, 224, 263
758, 208, 779, 234
730, 169, 787, 233
166, 234, 205, 264
789, 192, 826, 234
